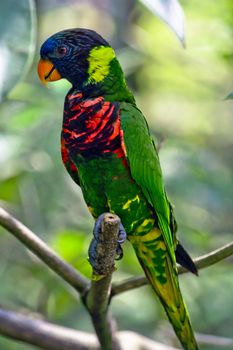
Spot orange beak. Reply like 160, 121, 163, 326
37, 59, 62, 84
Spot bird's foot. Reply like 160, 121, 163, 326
89, 213, 127, 265
115, 222, 127, 260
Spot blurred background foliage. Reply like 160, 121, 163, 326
0, 0, 233, 349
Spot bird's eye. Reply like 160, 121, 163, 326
57, 46, 68, 56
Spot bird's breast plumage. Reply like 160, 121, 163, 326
62, 91, 125, 160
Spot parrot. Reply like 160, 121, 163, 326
38, 28, 198, 350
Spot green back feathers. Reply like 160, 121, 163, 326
120, 102, 176, 265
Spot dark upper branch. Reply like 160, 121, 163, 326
0, 207, 89, 294
111, 240, 233, 296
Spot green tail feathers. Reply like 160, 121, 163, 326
129, 229, 198, 350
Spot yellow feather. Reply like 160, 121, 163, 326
122, 195, 140, 210
87, 46, 115, 83
129, 228, 198, 349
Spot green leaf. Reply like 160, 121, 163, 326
225, 92, 233, 100
138, 0, 185, 46
0, 0, 36, 101
51, 230, 92, 277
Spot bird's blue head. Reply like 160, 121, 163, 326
38, 28, 116, 89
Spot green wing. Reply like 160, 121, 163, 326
120, 102, 176, 264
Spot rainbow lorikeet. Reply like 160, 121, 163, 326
38, 28, 198, 350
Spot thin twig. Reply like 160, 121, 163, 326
111, 241, 233, 296
179, 241, 233, 273
0, 207, 89, 294
86, 213, 122, 350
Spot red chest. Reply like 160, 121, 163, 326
61, 93, 125, 160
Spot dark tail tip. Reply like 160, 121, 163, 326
175, 243, 198, 276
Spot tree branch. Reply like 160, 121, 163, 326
0, 307, 97, 350
178, 240, 233, 274
86, 213, 122, 350
0, 207, 89, 294
111, 241, 233, 296
0, 307, 179, 350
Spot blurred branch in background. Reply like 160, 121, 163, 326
0, 207, 89, 293
0, 308, 94, 350
195, 333, 233, 348
0, 307, 179, 350
112, 240, 233, 295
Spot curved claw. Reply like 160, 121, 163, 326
93, 213, 105, 240
115, 243, 124, 260
115, 224, 126, 260
118, 223, 127, 243
88, 238, 98, 270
